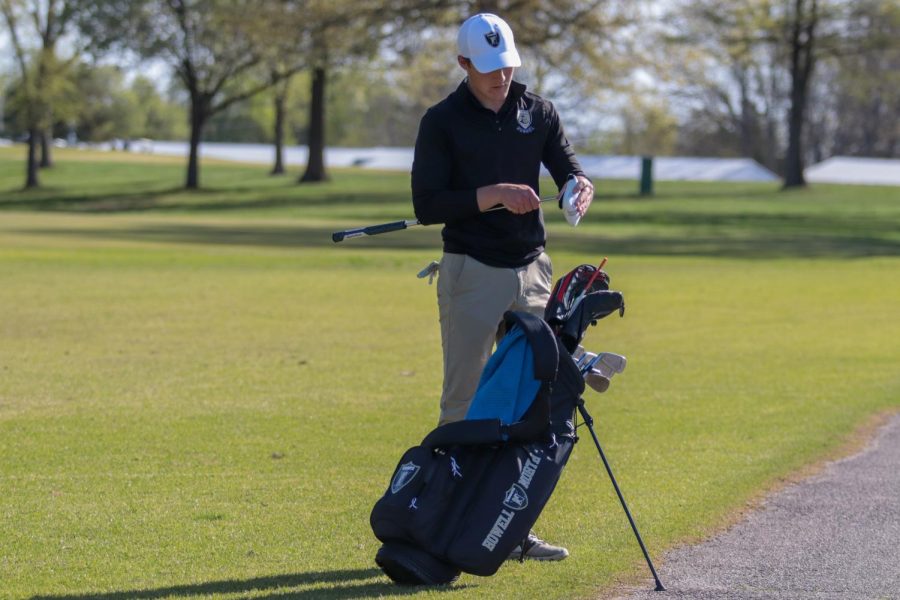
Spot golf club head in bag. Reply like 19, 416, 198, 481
557, 290, 625, 353
580, 352, 627, 393
544, 264, 610, 328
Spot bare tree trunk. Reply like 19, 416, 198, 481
300, 66, 329, 183
186, 95, 209, 189
25, 128, 40, 189
271, 81, 288, 175
783, 0, 817, 189
784, 78, 808, 187
763, 60, 781, 174
40, 127, 53, 168
737, 67, 755, 159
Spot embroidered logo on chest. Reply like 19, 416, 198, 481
516, 108, 534, 134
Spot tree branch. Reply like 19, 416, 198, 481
1, 0, 30, 81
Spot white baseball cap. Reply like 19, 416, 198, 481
457, 13, 521, 73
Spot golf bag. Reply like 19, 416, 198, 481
370, 311, 585, 584
370, 264, 663, 590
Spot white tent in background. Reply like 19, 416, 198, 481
574, 156, 778, 182
130, 142, 783, 182
805, 157, 900, 186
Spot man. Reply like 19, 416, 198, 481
411, 13, 593, 562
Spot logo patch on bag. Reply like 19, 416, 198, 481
516, 109, 534, 134
391, 462, 420, 494
503, 483, 529, 511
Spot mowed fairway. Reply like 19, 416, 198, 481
1, 147, 899, 599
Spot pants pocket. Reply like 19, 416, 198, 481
437, 253, 466, 299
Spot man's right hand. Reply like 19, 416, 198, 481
476, 183, 541, 215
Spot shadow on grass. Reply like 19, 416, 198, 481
0, 185, 405, 213
19, 221, 900, 259
0, 180, 782, 214
30, 568, 474, 600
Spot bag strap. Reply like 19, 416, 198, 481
502, 311, 559, 382
421, 418, 506, 449
420, 312, 560, 449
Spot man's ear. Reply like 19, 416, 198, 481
457, 55, 470, 71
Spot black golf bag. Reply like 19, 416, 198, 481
370, 264, 663, 589
370, 311, 584, 584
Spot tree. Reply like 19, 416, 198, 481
806, 0, 899, 160
658, 1, 786, 170
80, 0, 303, 189
252, 1, 310, 176
269, 75, 292, 175
68, 63, 140, 142
292, 0, 477, 183
781, 0, 818, 187
293, 0, 399, 183
615, 96, 678, 156
662, 0, 896, 187
1, 0, 80, 187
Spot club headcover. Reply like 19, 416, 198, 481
544, 265, 610, 327
559, 290, 625, 352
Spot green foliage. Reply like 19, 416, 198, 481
67, 63, 139, 141
130, 76, 188, 140
615, 96, 679, 156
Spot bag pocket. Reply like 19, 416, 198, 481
370, 446, 436, 543
445, 439, 574, 576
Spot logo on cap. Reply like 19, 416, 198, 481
484, 25, 500, 47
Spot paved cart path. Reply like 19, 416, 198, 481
617, 413, 900, 600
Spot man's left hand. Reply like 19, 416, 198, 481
569, 175, 594, 217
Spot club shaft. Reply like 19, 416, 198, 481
577, 403, 666, 592
332, 195, 557, 243
570, 257, 608, 309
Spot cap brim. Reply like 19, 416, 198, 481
471, 49, 521, 73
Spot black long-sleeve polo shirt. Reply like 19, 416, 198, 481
411, 80, 585, 268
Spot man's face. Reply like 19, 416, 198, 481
458, 57, 514, 107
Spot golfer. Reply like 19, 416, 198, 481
411, 13, 593, 561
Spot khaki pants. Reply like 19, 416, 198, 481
436, 252, 553, 426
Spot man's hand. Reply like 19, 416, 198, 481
560, 175, 594, 217
477, 183, 541, 215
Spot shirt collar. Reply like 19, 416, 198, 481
455, 79, 527, 115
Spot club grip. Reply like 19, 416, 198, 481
332, 220, 416, 243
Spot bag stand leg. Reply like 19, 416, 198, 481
576, 400, 666, 592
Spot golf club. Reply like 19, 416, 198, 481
581, 352, 627, 378
332, 194, 559, 243
580, 352, 626, 394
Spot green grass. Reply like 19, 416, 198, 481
1, 146, 899, 599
